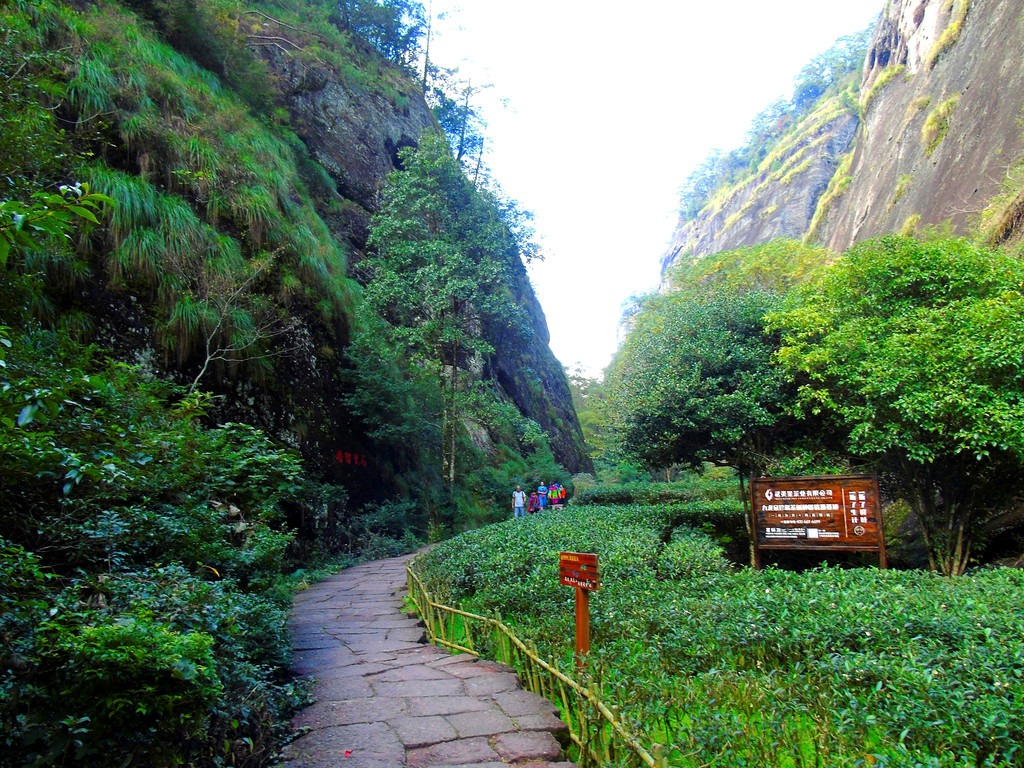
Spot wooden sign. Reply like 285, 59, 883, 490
559, 552, 599, 669
559, 551, 600, 591
750, 474, 886, 568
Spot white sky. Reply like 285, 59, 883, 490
429, 1, 884, 377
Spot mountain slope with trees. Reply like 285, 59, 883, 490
661, 0, 1024, 272
0, 0, 588, 763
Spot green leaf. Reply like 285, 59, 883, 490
67, 205, 100, 224
16, 404, 38, 427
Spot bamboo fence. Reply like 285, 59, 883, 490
406, 561, 666, 768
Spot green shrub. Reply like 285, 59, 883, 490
416, 501, 1024, 766
0, 332, 309, 765
666, 498, 748, 562
26, 609, 221, 765
655, 529, 731, 580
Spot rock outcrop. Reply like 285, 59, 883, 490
662, 101, 858, 273
819, 0, 1024, 249
251, 33, 592, 477
661, 0, 1024, 277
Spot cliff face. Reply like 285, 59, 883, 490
19, 0, 590, 506
661, 0, 1024, 275
485, 260, 591, 472
819, 0, 1024, 249
252, 42, 591, 475
662, 101, 858, 272
256, 41, 432, 255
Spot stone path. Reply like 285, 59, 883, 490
279, 553, 578, 768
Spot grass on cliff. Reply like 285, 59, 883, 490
921, 95, 961, 157
804, 151, 854, 243
7, 0, 359, 378
979, 146, 1024, 247
925, 0, 971, 71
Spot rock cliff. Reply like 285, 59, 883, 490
251, 37, 591, 477
820, 0, 1024, 249
661, 0, 1024, 275
662, 100, 858, 272
18, 0, 590, 511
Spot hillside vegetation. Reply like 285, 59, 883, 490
1, 0, 582, 763
415, 485, 1024, 766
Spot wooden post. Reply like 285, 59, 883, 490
874, 470, 888, 569
575, 586, 590, 669
560, 552, 599, 670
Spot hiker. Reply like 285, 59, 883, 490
528, 491, 540, 514
537, 481, 548, 510
512, 484, 527, 519
549, 483, 562, 506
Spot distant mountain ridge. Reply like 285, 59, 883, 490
661, 0, 1024, 275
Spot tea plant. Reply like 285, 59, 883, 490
417, 502, 1024, 766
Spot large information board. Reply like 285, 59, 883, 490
750, 474, 886, 567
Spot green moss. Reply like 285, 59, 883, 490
921, 94, 961, 156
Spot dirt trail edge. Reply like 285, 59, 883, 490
280, 553, 579, 768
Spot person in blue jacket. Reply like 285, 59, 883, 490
537, 482, 548, 510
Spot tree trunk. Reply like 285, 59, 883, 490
421, 0, 431, 92
456, 81, 470, 161
738, 470, 755, 568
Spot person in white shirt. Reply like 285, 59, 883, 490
512, 485, 527, 518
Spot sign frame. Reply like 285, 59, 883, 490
559, 552, 600, 668
559, 551, 600, 591
750, 473, 886, 569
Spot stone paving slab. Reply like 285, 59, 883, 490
278, 553, 578, 768
407, 696, 491, 718
446, 709, 517, 738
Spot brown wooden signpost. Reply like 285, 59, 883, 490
559, 552, 599, 668
750, 473, 886, 569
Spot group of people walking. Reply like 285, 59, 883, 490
511, 481, 567, 518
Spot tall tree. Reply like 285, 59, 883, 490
427, 70, 490, 167
607, 288, 792, 478
334, 0, 425, 66
351, 134, 525, 531
770, 235, 1024, 575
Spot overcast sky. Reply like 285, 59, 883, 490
429, 1, 885, 377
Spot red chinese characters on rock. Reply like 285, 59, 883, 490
335, 450, 369, 467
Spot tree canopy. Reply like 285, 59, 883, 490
769, 235, 1024, 574
607, 287, 791, 475
333, 0, 426, 66
347, 134, 547, 533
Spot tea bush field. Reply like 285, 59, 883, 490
415, 502, 1024, 767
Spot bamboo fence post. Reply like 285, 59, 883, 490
406, 560, 659, 768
